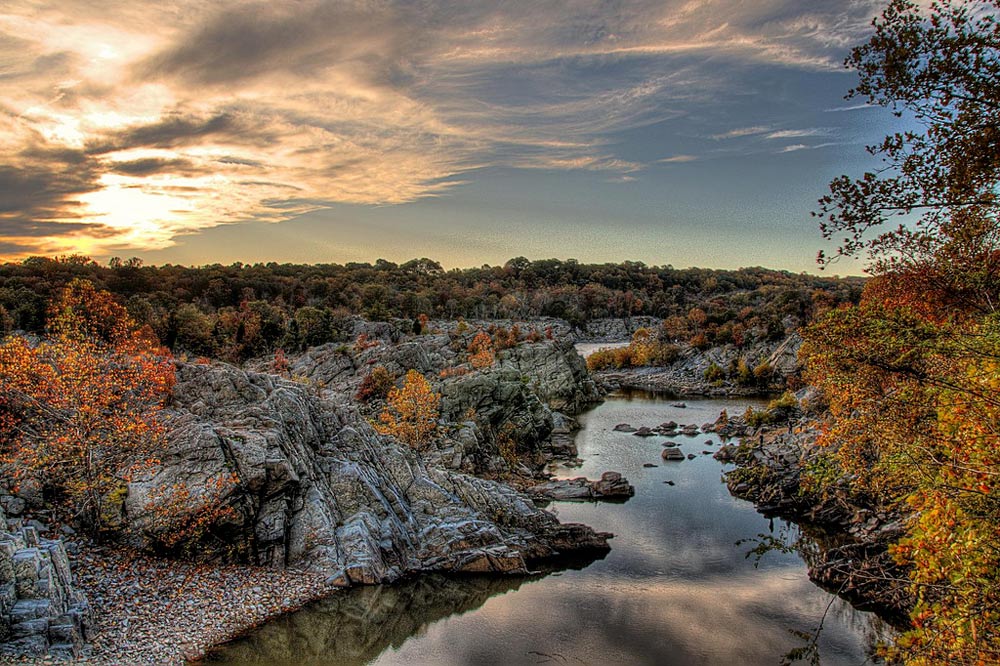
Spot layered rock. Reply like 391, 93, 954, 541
125, 362, 610, 584
0, 504, 91, 660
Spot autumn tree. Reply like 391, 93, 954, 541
0, 279, 175, 536
804, 2, 1000, 662
467, 330, 495, 369
374, 370, 440, 448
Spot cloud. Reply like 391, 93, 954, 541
824, 102, 877, 112
779, 141, 838, 153
659, 154, 698, 163
764, 128, 830, 139
711, 126, 772, 140
0, 0, 883, 259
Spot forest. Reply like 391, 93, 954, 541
0, 257, 862, 362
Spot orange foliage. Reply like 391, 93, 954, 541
0, 280, 175, 535
141, 473, 240, 555
467, 330, 495, 369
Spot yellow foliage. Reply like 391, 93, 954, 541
374, 370, 441, 448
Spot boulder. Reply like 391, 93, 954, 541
662, 448, 685, 461
528, 472, 634, 502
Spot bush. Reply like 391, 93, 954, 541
374, 370, 441, 448
703, 362, 725, 382
355, 366, 395, 402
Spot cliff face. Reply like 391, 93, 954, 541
124, 362, 609, 583
0, 504, 91, 660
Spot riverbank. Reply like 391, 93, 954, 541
53, 543, 338, 665
724, 423, 913, 624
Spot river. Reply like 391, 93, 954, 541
205, 391, 888, 665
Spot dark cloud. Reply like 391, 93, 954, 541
86, 112, 248, 153
0, 160, 96, 220
110, 157, 196, 176
0, 241, 36, 255
0, 136, 104, 241
135, 1, 414, 87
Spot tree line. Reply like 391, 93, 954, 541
0, 256, 862, 362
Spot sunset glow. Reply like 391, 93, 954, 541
0, 1, 894, 270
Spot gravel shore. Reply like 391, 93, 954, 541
2, 542, 339, 665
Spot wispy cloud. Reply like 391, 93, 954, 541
765, 128, 830, 140
659, 154, 699, 163
779, 142, 838, 153
0, 0, 883, 258
710, 126, 772, 140
824, 102, 877, 112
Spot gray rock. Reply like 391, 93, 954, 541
126, 362, 611, 584
661, 448, 685, 461
0, 527, 90, 659
528, 471, 634, 501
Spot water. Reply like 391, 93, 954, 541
206, 393, 888, 665
574, 341, 631, 359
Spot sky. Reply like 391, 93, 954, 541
0, 0, 904, 274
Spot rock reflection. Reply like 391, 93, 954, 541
204, 554, 606, 666
203, 575, 532, 664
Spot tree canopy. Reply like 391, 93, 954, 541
805, 1, 1000, 662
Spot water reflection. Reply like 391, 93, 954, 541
205, 393, 889, 665
203, 575, 531, 665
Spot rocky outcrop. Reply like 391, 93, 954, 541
498, 340, 601, 414
528, 472, 635, 502
577, 317, 662, 342
0, 505, 91, 660
592, 334, 801, 397
125, 362, 611, 584
440, 367, 554, 452
278, 332, 600, 477
723, 427, 912, 622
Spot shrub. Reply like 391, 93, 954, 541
355, 365, 395, 402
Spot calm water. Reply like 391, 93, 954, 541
574, 341, 631, 359
206, 393, 887, 665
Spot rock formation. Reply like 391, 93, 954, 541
125, 362, 611, 584
0, 503, 91, 660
